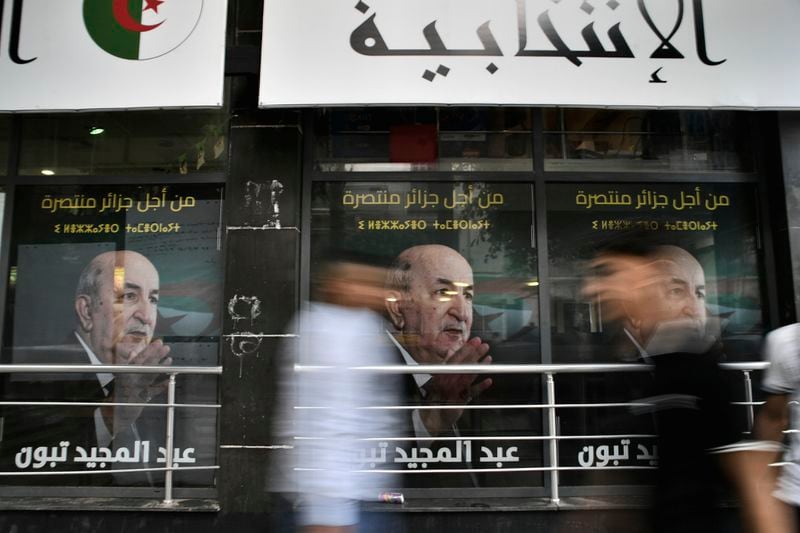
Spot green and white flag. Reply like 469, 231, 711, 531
1, 0, 225, 110
84, 0, 204, 60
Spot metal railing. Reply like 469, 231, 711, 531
295, 361, 770, 504
0, 364, 222, 505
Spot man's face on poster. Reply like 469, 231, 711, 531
629, 246, 707, 345
80, 252, 160, 364
391, 246, 475, 365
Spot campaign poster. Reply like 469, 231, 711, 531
546, 182, 761, 485
0, 184, 224, 487
311, 181, 543, 489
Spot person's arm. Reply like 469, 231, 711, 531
756, 393, 791, 443
735, 327, 795, 533
725, 393, 795, 533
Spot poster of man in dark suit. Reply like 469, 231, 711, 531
384, 244, 543, 488
1, 250, 172, 484
0, 184, 225, 487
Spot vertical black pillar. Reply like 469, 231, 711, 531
777, 112, 800, 322
218, 114, 302, 512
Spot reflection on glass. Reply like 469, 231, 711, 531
545, 182, 762, 486
314, 108, 532, 172
547, 182, 763, 362
0, 116, 10, 176
19, 110, 228, 176
311, 181, 543, 489
544, 109, 753, 172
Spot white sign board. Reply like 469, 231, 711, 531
260, 0, 800, 109
1, 0, 227, 111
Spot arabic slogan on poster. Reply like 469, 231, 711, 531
559, 184, 735, 233
38, 188, 202, 235
14, 441, 196, 471
339, 183, 508, 232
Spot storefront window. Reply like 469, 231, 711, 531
544, 109, 753, 172
311, 181, 543, 489
545, 181, 762, 486
315, 108, 532, 172
0, 184, 224, 491
0, 116, 10, 176
18, 110, 228, 176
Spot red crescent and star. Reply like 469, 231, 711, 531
112, 0, 166, 32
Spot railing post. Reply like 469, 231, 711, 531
743, 370, 754, 432
163, 373, 177, 505
546, 372, 560, 505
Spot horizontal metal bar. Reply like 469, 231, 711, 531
295, 362, 768, 375
294, 402, 653, 411
0, 465, 220, 476
542, 130, 674, 135
295, 466, 657, 474
0, 401, 221, 409
295, 434, 657, 442
0, 365, 222, 375
295, 363, 651, 374
219, 445, 293, 450
720, 362, 770, 371
223, 333, 298, 338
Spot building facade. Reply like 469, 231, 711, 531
0, 1, 799, 531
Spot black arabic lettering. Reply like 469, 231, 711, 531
638, 0, 685, 59
350, 13, 502, 57
3, 0, 36, 64
649, 67, 667, 83
692, 0, 725, 66
515, 5, 633, 67
639, 0, 725, 66
349, 0, 724, 71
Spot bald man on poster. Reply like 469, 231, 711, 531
73, 250, 173, 443
384, 244, 493, 439
1, 250, 172, 483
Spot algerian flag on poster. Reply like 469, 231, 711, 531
84, 0, 204, 60
0, 0, 226, 110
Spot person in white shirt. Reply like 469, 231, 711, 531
753, 324, 800, 531
271, 259, 402, 532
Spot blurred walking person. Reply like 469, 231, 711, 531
583, 238, 747, 533
270, 257, 403, 533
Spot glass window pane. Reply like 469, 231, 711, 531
311, 181, 543, 489
544, 109, 753, 172
19, 110, 228, 176
546, 182, 762, 487
0, 184, 224, 490
314, 108, 532, 172
0, 116, 10, 176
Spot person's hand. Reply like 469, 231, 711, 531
419, 337, 492, 436
108, 339, 172, 436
